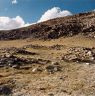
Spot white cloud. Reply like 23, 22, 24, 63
0, 16, 25, 30
12, 0, 17, 4
93, 9, 95, 11
24, 23, 32, 27
0, 7, 72, 30
38, 7, 72, 22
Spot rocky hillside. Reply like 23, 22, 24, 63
0, 11, 95, 40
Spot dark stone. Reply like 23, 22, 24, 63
12, 65, 20, 69
0, 85, 12, 95
48, 93, 54, 96
46, 65, 61, 73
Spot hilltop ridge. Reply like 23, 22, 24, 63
0, 11, 95, 40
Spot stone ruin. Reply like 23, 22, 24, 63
62, 47, 95, 63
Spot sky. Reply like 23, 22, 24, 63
0, 0, 95, 30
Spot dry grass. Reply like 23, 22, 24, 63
0, 35, 95, 96
0, 35, 95, 48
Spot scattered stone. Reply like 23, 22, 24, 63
31, 58, 50, 64
46, 65, 61, 74
48, 93, 54, 96
32, 67, 43, 73
24, 44, 47, 50
87, 51, 92, 56
59, 77, 64, 80
12, 65, 20, 69
39, 87, 46, 91
62, 47, 95, 63
5, 53, 12, 58
0, 85, 12, 95
85, 63, 90, 65
0, 55, 31, 68
32, 68, 38, 73
50, 44, 64, 50
51, 61, 59, 65
16, 49, 37, 55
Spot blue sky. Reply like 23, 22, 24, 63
0, 0, 95, 23
0, 0, 95, 30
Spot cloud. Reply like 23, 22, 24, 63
24, 23, 32, 27
0, 16, 25, 30
38, 7, 72, 22
12, 0, 17, 4
0, 7, 72, 30
93, 9, 95, 11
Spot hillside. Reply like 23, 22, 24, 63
0, 11, 95, 40
0, 12, 95, 96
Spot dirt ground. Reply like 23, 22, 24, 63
0, 35, 95, 96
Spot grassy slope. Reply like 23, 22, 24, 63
0, 35, 95, 48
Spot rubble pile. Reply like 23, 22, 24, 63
62, 47, 95, 63
0, 54, 31, 68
